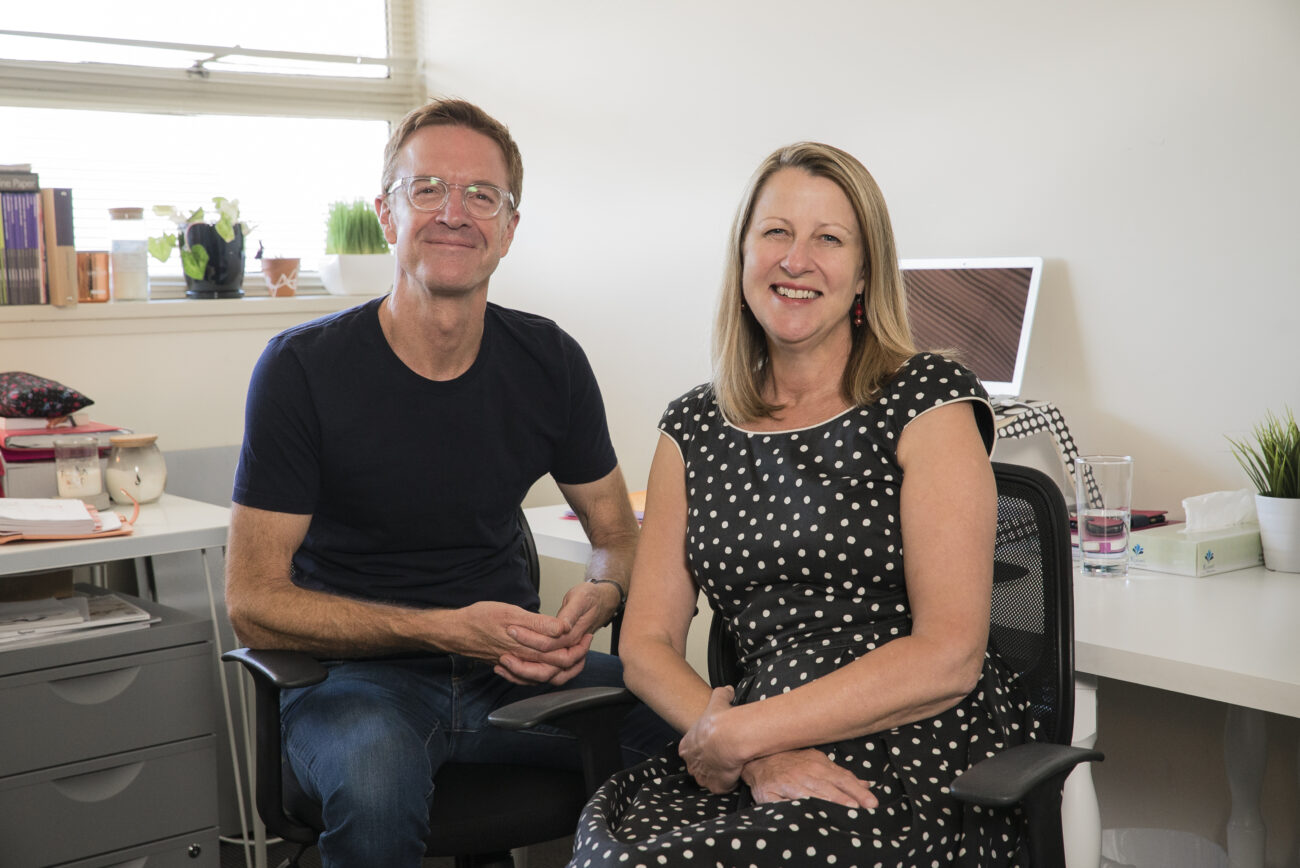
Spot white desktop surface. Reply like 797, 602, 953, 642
0, 494, 231, 575
1074, 566, 1300, 717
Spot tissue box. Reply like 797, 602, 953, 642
1129, 523, 1264, 576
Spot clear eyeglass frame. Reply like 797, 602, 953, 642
386, 176, 516, 219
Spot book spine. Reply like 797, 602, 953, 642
11, 191, 42, 305
0, 194, 15, 305
0, 197, 7, 305
41, 188, 77, 307
0, 172, 39, 193
34, 191, 47, 304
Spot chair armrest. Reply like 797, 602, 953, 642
222, 647, 328, 689
490, 685, 637, 796
949, 742, 1104, 807
487, 685, 633, 730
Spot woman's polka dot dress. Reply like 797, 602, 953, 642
569, 355, 1035, 868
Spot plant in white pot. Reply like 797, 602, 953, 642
319, 199, 394, 296
1227, 407, 1300, 572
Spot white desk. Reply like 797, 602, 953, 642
524, 505, 1298, 868
0, 496, 254, 867
0, 493, 229, 576
1074, 565, 1299, 868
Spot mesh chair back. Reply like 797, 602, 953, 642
707, 462, 1075, 747
986, 461, 1075, 747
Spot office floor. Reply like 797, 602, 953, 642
218, 836, 575, 867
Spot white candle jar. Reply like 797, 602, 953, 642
106, 433, 167, 504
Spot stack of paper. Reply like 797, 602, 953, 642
0, 498, 98, 535
0, 592, 154, 649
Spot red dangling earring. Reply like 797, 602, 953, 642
852, 294, 864, 327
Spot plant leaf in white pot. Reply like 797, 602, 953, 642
1227, 407, 1300, 572
321, 199, 395, 295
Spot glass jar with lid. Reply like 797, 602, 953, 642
108, 207, 150, 301
106, 433, 167, 504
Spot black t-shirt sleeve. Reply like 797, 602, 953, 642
550, 334, 619, 486
231, 337, 320, 514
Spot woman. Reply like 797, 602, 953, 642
571, 143, 1032, 867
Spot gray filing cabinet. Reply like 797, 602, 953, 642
0, 589, 219, 867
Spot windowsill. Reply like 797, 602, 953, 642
0, 292, 375, 339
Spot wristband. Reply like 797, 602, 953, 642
586, 577, 627, 610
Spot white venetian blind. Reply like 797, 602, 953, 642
0, 0, 424, 289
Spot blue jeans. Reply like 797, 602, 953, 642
281, 651, 673, 868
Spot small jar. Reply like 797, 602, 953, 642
106, 433, 167, 504
108, 207, 150, 301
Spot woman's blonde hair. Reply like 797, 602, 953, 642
712, 142, 916, 423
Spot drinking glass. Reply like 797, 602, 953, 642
54, 436, 103, 500
1075, 455, 1134, 577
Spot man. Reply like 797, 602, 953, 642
226, 99, 664, 867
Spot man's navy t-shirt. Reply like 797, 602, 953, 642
232, 298, 617, 611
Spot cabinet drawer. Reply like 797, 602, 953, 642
55, 827, 219, 867
0, 736, 217, 868
0, 643, 214, 777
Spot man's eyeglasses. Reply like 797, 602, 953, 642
386, 176, 516, 219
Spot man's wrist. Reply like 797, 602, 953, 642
586, 577, 626, 616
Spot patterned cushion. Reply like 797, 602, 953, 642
0, 372, 94, 418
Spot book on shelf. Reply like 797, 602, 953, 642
40, 188, 76, 307
0, 169, 39, 193
0, 190, 44, 305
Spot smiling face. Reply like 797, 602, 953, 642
376, 124, 519, 299
740, 168, 866, 356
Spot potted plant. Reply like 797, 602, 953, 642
255, 242, 300, 298
1227, 407, 1300, 572
319, 199, 394, 296
148, 198, 250, 299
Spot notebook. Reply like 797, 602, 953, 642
900, 257, 1043, 403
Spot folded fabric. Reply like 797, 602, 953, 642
0, 372, 94, 419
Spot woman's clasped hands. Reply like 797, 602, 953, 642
679, 686, 878, 810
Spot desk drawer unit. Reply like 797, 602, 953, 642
0, 642, 215, 777
0, 736, 218, 868
0, 591, 220, 867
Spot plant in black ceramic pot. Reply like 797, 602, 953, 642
147, 198, 251, 299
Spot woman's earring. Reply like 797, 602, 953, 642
852, 294, 864, 327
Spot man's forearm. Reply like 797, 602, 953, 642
227, 578, 436, 657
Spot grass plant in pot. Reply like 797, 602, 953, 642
1227, 407, 1300, 572
148, 198, 250, 299
319, 199, 394, 296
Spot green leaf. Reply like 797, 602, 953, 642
214, 213, 236, 243
181, 245, 210, 281
147, 234, 177, 263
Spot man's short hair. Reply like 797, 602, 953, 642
381, 98, 524, 208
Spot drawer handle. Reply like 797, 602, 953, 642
52, 762, 144, 802
48, 667, 141, 705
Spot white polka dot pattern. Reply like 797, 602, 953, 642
570, 354, 1032, 868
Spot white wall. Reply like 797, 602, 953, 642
425, 0, 1300, 511
421, 0, 1300, 861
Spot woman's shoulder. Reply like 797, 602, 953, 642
883, 352, 989, 406
657, 383, 718, 436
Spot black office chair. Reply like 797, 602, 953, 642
706, 461, 1102, 868
223, 510, 633, 868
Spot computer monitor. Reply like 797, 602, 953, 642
900, 257, 1043, 400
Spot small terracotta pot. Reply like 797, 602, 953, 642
261, 258, 300, 297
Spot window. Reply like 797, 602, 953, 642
0, 0, 422, 295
